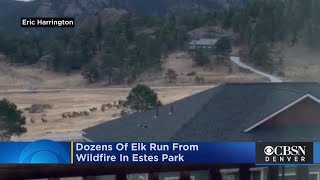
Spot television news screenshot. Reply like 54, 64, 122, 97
0, 0, 319, 179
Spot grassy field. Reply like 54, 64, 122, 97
281, 43, 320, 82
1, 86, 213, 139
0, 52, 265, 140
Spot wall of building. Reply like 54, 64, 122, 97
261, 97, 320, 127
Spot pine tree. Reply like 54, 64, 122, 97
125, 84, 162, 112
0, 99, 27, 141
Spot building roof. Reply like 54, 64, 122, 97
189, 38, 218, 46
83, 82, 320, 142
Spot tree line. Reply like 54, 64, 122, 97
0, 14, 190, 84
224, 0, 320, 71
0, 0, 319, 80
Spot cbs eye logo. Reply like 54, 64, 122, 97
264, 146, 274, 156
19, 140, 70, 164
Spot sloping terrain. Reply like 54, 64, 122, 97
136, 51, 265, 86
0, 0, 246, 34
0, 57, 85, 89
281, 43, 320, 82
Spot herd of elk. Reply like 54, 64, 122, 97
61, 101, 124, 119
61, 111, 90, 119
27, 101, 126, 123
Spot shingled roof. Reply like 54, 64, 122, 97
83, 82, 320, 142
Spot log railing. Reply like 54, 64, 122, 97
0, 164, 255, 180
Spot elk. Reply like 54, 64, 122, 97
41, 118, 48, 123
62, 113, 68, 119
73, 111, 79, 117
67, 113, 73, 118
30, 118, 35, 123
89, 107, 98, 112
83, 111, 90, 116
106, 103, 113, 109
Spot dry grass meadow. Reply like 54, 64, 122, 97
0, 52, 264, 141
1, 86, 213, 140
281, 43, 320, 82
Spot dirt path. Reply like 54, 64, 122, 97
230, 56, 283, 82
0, 85, 215, 94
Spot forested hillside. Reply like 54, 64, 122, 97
227, 0, 320, 71
0, 0, 244, 34
0, 0, 319, 84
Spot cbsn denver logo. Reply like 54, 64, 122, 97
256, 142, 313, 164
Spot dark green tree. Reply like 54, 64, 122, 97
125, 84, 162, 112
194, 51, 210, 66
0, 99, 27, 141
81, 64, 100, 83
249, 43, 274, 71
215, 37, 232, 60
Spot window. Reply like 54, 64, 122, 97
222, 175, 235, 180
250, 167, 265, 180
126, 173, 148, 180
279, 172, 319, 180
164, 176, 195, 180
251, 170, 262, 180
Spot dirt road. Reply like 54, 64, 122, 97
230, 56, 282, 82
0, 85, 215, 94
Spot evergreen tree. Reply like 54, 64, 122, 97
125, 84, 162, 112
249, 43, 274, 71
81, 64, 100, 83
215, 37, 232, 60
0, 99, 27, 141
194, 51, 210, 66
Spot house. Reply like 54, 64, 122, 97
83, 82, 320, 142
82, 82, 320, 180
2, 83, 319, 180
188, 38, 218, 51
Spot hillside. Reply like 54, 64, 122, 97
1, 0, 320, 141
0, 55, 85, 89
0, 0, 245, 34
281, 43, 320, 82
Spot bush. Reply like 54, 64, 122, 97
25, 104, 52, 114
195, 76, 205, 84
164, 69, 178, 83
186, 72, 197, 76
